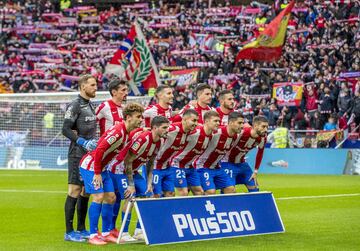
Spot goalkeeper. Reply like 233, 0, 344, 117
62, 74, 98, 242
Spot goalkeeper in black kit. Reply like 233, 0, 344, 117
62, 74, 98, 242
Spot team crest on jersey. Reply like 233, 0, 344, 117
132, 141, 141, 151
107, 136, 117, 145
64, 108, 72, 119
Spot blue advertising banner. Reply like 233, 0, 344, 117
0, 146, 68, 169
245, 149, 351, 175
1, 147, 357, 175
135, 192, 284, 245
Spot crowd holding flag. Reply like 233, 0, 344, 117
105, 21, 160, 95
160, 68, 199, 89
235, 0, 295, 62
272, 82, 304, 107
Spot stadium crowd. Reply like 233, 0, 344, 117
0, 0, 359, 133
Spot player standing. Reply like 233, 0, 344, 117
193, 112, 244, 195
79, 103, 144, 245
221, 115, 269, 192
143, 85, 173, 127
216, 90, 236, 125
95, 79, 129, 237
96, 79, 129, 136
62, 74, 98, 242
171, 111, 221, 196
172, 84, 213, 124
153, 109, 199, 197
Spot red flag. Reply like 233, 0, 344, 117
235, 1, 295, 62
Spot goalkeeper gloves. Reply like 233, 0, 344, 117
76, 137, 97, 151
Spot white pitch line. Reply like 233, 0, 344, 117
277, 193, 360, 200
0, 189, 64, 194
0, 189, 359, 200
0, 174, 54, 177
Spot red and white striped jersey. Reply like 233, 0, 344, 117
108, 131, 163, 174
215, 107, 233, 125
143, 103, 172, 127
96, 99, 123, 136
193, 126, 239, 169
172, 102, 212, 124
170, 125, 212, 169
224, 126, 266, 169
80, 122, 129, 174
154, 122, 189, 170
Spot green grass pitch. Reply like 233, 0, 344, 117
0, 170, 359, 251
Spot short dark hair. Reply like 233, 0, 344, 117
195, 83, 212, 96
155, 85, 172, 97
253, 115, 268, 125
108, 78, 127, 96
204, 110, 220, 122
151, 116, 169, 128
228, 111, 244, 122
122, 103, 144, 119
78, 74, 96, 87
218, 90, 233, 100
183, 108, 199, 118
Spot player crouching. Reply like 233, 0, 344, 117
108, 116, 170, 242
79, 103, 144, 245
221, 116, 268, 192
194, 112, 244, 194
171, 111, 221, 196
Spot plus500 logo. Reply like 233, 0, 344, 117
172, 210, 255, 237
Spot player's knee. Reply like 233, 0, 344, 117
205, 189, 216, 195
180, 191, 189, 196
247, 185, 259, 192
177, 188, 189, 196
191, 187, 204, 196
104, 192, 116, 204
92, 193, 104, 203
164, 191, 175, 197
223, 186, 236, 194
153, 194, 161, 198
68, 185, 81, 197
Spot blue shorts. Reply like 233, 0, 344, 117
152, 168, 175, 195
197, 168, 233, 191
80, 169, 114, 194
109, 172, 148, 198
221, 162, 256, 187
174, 167, 201, 188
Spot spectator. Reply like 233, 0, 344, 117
346, 88, 360, 128
263, 102, 280, 128
303, 84, 318, 118
318, 87, 335, 128
323, 114, 337, 131
278, 106, 292, 129
0, 0, 359, 140
337, 83, 352, 116
310, 111, 323, 130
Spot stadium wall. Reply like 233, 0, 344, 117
0, 148, 359, 175
246, 149, 359, 175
